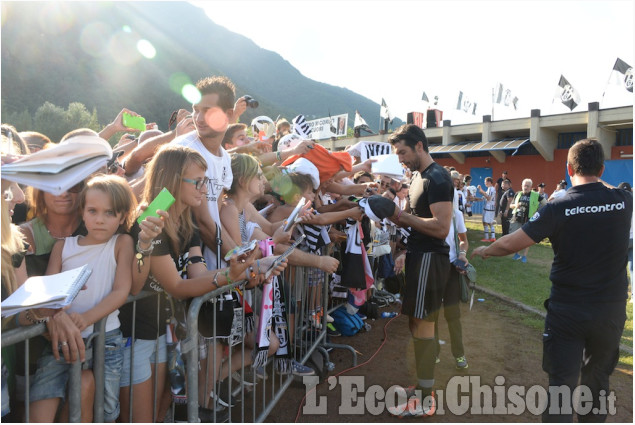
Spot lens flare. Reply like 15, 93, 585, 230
108, 31, 140, 65
169, 72, 192, 94
80, 22, 111, 58
122, 25, 132, 33
136, 39, 156, 59
1, 3, 9, 27
181, 84, 201, 104
38, 2, 75, 34
204, 108, 229, 132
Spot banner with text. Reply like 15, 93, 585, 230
306, 114, 348, 140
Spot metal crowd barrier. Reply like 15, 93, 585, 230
1, 263, 359, 423
1, 290, 157, 423
183, 264, 356, 423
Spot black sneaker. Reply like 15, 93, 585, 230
210, 380, 238, 407
455, 355, 469, 369
198, 405, 229, 423
326, 323, 341, 336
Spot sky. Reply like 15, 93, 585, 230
192, 0, 634, 125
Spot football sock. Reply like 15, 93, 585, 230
413, 336, 435, 399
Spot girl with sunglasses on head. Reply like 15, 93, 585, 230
118, 144, 286, 422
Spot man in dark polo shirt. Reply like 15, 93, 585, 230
385, 124, 453, 418
495, 170, 508, 215
498, 178, 515, 236
472, 139, 632, 422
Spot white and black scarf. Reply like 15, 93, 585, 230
253, 240, 291, 373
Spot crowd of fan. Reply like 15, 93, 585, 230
5, 75, 627, 423
0, 75, 426, 423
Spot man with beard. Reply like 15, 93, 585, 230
385, 124, 453, 418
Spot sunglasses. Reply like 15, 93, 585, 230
182, 177, 209, 190
68, 181, 84, 194
168, 110, 179, 129
106, 151, 124, 174
108, 161, 122, 174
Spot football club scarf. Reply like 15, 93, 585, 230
234, 288, 254, 334
342, 221, 374, 305
253, 239, 291, 373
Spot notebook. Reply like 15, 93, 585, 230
0, 135, 112, 196
1, 265, 92, 317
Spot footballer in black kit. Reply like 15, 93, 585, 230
473, 139, 633, 422
386, 124, 454, 418
402, 162, 454, 318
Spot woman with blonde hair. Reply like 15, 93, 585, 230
118, 144, 286, 422
1, 137, 82, 420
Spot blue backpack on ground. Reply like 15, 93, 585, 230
331, 305, 364, 336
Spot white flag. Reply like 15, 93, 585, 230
456, 91, 477, 115
609, 58, 633, 93
553, 75, 581, 111
380, 98, 393, 122
354, 110, 373, 134
494, 83, 519, 110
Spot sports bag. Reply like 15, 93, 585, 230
331, 306, 364, 336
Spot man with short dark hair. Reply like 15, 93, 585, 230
498, 178, 514, 236
548, 180, 568, 201
477, 177, 497, 242
473, 139, 632, 422
174, 76, 245, 268
386, 124, 453, 418
495, 170, 508, 215
537, 182, 549, 199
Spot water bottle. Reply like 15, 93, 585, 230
381, 311, 398, 318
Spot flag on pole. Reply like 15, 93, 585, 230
354, 110, 374, 134
380, 98, 393, 123
422, 91, 429, 102
494, 83, 519, 110
609, 58, 633, 93
554, 75, 581, 111
456, 91, 477, 115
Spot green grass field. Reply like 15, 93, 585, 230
464, 218, 633, 367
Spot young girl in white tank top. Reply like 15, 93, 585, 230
28, 174, 136, 422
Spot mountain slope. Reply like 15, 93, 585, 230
1, 1, 401, 132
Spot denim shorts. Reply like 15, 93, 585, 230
119, 335, 167, 387
29, 328, 124, 422
1, 362, 9, 418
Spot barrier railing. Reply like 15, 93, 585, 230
183, 263, 356, 422
2, 263, 357, 422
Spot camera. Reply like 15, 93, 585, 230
243, 95, 259, 108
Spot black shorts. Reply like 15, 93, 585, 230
401, 252, 450, 320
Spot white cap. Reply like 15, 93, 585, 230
286, 157, 320, 189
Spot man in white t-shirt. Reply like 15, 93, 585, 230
477, 177, 497, 242
548, 180, 568, 202
174, 76, 246, 269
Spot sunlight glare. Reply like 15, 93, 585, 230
182, 84, 201, 104
136, 39, 156, 59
